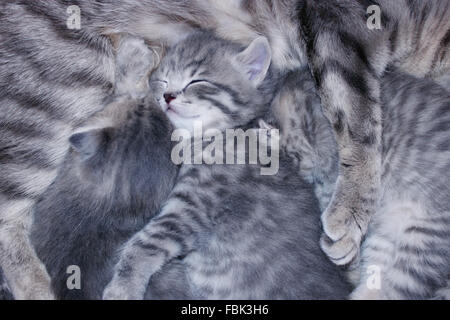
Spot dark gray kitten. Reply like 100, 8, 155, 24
103, 32, 351, 300
27, 35, 192, 300
273, 69, 450, 299
29, 96, 183, 300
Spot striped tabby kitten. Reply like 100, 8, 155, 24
30, 95, 187, 299
103, 32, 351, 300
89, 0, 450, 267
29, 35, 193, 300
273, 69, 450, 299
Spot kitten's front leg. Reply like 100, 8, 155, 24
103, 211, 195, 300
300, 10, 384, 265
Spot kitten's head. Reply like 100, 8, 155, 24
150, 31, 277, 133
67, 96, 177, 213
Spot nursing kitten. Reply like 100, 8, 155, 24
30, 95, 193, 299
103, 32, 351, 300
92, 0, 450, 267
273, 69, 450, 299
28, 33, 195, 299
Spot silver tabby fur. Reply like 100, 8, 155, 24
273, 69, 450, 299
0, 0, 448, 298
102, 32, 351, 300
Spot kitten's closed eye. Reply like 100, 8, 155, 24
186, 80, 208, 87
183, 79, 214, 91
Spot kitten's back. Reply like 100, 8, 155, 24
30, 97, 180, 299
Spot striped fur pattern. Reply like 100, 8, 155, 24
0, 1, 117, 299
82, 0, 450, 267
149, 31, 279, 133
0, 0, 448, 299
29, 36, 189, 300
93, 0, 450, 267
30, 96, 182, 299
273, 69, 450, 299
103, 33, 351, 300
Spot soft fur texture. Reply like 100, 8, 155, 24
29, 37, 187, 299
274, 69, 450, 299
103, 32, 351, 300
30, 96, 180, 299
0, 0, 448, 299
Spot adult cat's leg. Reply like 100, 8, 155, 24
0, 198, 54, 300
0, 108, 73, 299
298, 1, 388, 265
351, 204, 449, 300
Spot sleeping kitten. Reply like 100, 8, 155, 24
272, 69, 450, 299
91, 0, 450, 268
30, 95, 185, 299
26, 34, 195, 300
103, 31, 351, 300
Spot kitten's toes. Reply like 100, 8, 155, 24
321, 200, 354, 241
320, 232, 360, 266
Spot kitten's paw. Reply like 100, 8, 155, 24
320, 233, 359, 266
103, 281, 143, 300
320, 192, 370, 265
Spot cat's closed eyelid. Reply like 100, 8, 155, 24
150, 79, 168, 85
183, 79, 213, 91
187, 79, 210, 86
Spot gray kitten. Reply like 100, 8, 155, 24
27, 35, 194, 300
91, 0, 450, 269
29, 92, 203, 300
273, 69, 450, 299
103, 32, 351, 300
1, 0, 448, 299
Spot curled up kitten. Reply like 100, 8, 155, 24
103, 32, 351, 300
30, 37, 188, 299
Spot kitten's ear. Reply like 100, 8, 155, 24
235, 37, 272, 86
69, 129, 111, 161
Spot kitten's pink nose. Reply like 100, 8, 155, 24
164, 92, 177, 104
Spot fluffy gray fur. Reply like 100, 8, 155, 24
103, 32, 351, 300
30, 96, 182, 300
0, 0, 448, 298
28, 36, 189, 300
273, 69, 450, 299
90, 0, 450, 268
